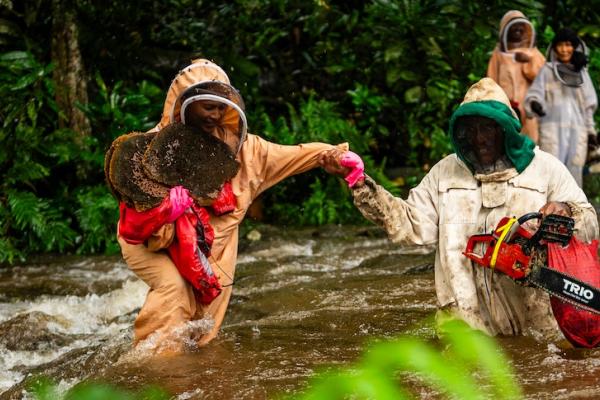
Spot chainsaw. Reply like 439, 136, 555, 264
464, 212, 600, 348
463, 212, 600, 315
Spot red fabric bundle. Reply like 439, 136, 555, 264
211, 181, 236, 215
548, 238, 600, 348
118, 197, 172, 245
167, 205, 221, 304
118, 183, 236, 305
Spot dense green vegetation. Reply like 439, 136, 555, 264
1, 0, 600, 262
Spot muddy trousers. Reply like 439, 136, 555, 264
118, 236, 232, 351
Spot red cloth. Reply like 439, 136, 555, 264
118, 182, 236, 305
548, 238, 600, 348
211, 181, 236, 215
168, 205, 221, 304
118, 197, 172, 244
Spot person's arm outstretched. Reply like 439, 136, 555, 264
320, 149, 439, 247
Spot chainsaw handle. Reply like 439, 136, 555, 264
504, 212, 542, 243
463, 234, 495, 265
517, 212, 542, 225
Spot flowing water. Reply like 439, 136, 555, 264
1, 225, 599, 399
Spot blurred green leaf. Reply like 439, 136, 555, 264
404, 86, 422, 104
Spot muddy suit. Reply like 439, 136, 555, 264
351, 78, 598, 337
118, 59, 347, 350
487, 10, 546, 142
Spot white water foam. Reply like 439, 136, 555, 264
0, 279, 148, 393
117, 316, 215, 363
244, 242, 315, 260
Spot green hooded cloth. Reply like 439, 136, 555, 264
448, 78, 536, 173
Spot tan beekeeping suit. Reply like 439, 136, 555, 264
118, 59, 347, 351
487, 10, 546, 142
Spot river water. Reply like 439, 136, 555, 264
0, 225, 599, 399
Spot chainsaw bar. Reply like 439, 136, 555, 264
528, 266, 600, 315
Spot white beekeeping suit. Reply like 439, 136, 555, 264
525, 30, 598, 187
351, 78, 598, 339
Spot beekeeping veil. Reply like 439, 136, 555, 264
499, 10, 535, 52
547, 28, 589, 87
156, 59, 247, 154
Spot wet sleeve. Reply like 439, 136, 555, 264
524, 65, 548, 118
486, 50, 499, 82
253, 136, 349, 197
522, 48, 546, 81
546, 158, 599, 241
351, 172, 439, 247
582, 71, 598, 134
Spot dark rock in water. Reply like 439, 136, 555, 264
107, 309, 139, 325
358, 254, 434, 274
401, 263, 434, 275
310, 225, 387, 239
143, 123, 240, 203
358, 254, 407, 270
0, 311, 72, 351
1, 330, 132, 400
107, 132, 169, 211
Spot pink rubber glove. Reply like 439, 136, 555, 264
167, 186, 193, 223
340, 151, 365, 188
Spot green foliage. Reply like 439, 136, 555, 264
74, 185, 120, 254
7, 190, 77, 253
0, 51, 161, 263
4, 1, 600, 260
77, 74, 163, 175
258, 95, 398, 225
295, 319, 523, 400
0, 51, 80, 263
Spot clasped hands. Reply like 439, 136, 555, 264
319, 148, 365, 188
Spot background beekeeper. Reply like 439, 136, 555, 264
525, 28, 598, 187
320, 77, 598, 339
118, 59, 347, 353
487, 10, 546, 143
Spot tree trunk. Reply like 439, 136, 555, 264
51, 0, 91, 141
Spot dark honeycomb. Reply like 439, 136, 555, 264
143, 123, 240, 202
107, 132, 169, 211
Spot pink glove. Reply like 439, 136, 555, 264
340, 151, 365, 188
167, 186, 193, 223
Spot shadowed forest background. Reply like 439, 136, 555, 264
2, 0, 600, 263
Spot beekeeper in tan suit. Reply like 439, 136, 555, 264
118, 59, 347, 352
487, 10, 546, 142
321, 78, 598, 338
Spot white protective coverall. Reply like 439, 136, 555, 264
351, 78, 598, 337
525, 42, 598, 187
